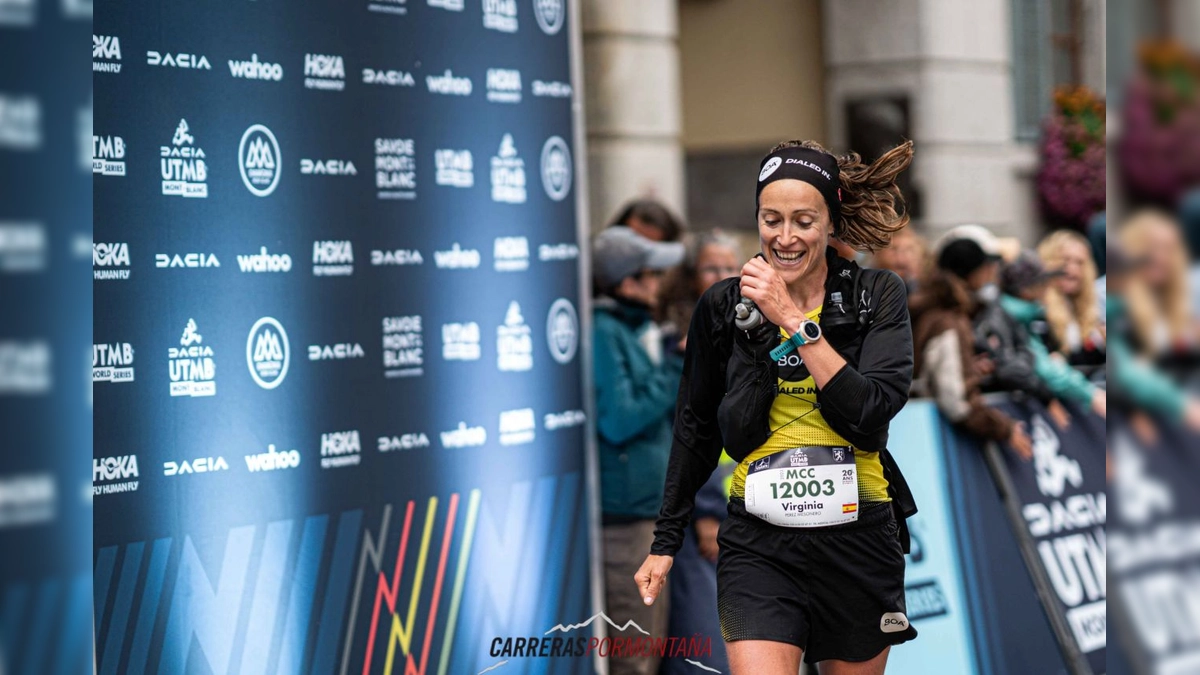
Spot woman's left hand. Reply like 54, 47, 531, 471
740, 257, 800, 329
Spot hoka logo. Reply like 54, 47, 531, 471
322, 431, 361, 456
304, 54, 344, 79
245, 137, 276, 170
228, 54, 283, 81
93, 35, 120, 59
313, 240, 353, 264
93, 242, 129, 267
93, 455, 138, 482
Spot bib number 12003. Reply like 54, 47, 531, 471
744, 446, 858, 528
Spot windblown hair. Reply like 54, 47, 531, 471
767, 139, 915, 252
1036, 229, 1100, 352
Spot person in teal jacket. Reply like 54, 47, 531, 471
591, 224, 684, 675
999, 251, 1107, 418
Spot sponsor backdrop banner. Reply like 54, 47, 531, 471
887, 400, 1105, 675
93, 1, 594, 674
989, 398, 1107, 674
1108, 413, 1200, 675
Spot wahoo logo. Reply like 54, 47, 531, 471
486, 68, 521, 103
147, 51, 211, 70
93, 242, 130, 280
244, 444, 301, 472
371, 249, 423, 266
237, 246, 292, 273
308, 343, 365, 360
426, 69, 472, 96
163, 456, 229, 476
377, 432, 431, 452
433, 243, 481, 270
155, 253, 220, 268
880, 613, 909, 633
228, 54, 284, 81
304, 53, 346, 90
312, 240, 354, 276
440, 422, 486, 449
93, 35, 122, 72
301, 158, 357, 175
362, 68, 415, 87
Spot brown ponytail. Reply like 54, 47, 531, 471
768, 139, 915, 252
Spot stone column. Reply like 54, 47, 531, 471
823, 0, 1040, 243
581, 0, 685, 233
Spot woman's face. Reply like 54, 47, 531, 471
692, 244, 739, 297
1140, 223, 1182, 291
1052, 239, 1091, 298
757, 180, 831, 287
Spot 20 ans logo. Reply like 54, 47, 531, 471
246, 317, 290, 389
238, 124, 281, 197
532, 0, 564, 35
546, 298, 578, 364
540, 136, 571, 201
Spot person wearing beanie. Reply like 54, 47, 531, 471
998, 251, 1107, 419
590, 224, 685, 675
909, 234, 1034, 460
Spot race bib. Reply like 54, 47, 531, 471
743, 446, 858, 527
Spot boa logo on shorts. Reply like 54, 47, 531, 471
880, 613, 909, 633
759, 156, 782, 182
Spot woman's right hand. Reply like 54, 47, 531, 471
633, 554, 674, 606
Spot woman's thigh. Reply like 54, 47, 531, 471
727, 640, 802, 675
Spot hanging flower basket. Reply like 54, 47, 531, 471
1036, 85, 1107, 229
1118, 40, 1200, 205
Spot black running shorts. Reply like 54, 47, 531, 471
716, 499, 918, 664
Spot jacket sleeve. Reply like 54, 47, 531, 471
819, 271, 914, 436
984, 321, 1056, 403
923, 329, 1015, 442
593, 320, 685, 446
1026, 334, 1096, 407
651, 286, 728, 556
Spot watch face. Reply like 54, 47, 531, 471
802, 322, 821, 341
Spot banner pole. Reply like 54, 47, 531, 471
982, 441, 1092, 675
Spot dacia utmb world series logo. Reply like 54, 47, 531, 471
168, 319, 216, 397
161, 119, 207, 198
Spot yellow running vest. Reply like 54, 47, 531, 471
730, 306, 891, 503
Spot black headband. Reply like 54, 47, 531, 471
756, 147, 842, 227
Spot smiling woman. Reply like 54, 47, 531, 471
637, 139, 917, 675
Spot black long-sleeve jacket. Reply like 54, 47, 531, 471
650, 247, 918, 556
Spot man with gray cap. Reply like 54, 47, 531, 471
591, 225, 685, 675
